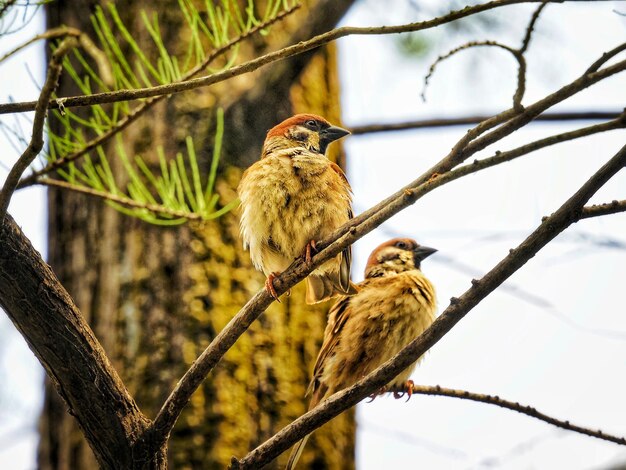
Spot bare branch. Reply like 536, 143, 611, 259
381, 383, 626, 446
520, 1, 548, 53
0, 26, 76, 64
580, 199, 626, 219
421, 40, 524, 107
0, 26, 113, 86
0, 0, 601, 115
441, 116, 626, 185
16, 4, 301, 189
423, 2, 548, 109
586, 42, 626, 73
0, 36, 77, 222
233, 143, 626, 469
348, 111, 625, 135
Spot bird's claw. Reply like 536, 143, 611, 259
366, 386, 387, 402
305, 239, 318, 264
393, 380, 414, 402
265, 272, 281, 303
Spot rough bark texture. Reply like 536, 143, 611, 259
41, 0, 355, 469
0, 214, 152, 470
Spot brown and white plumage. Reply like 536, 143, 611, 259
238, 114, 355, 304
286, 238, 437, 469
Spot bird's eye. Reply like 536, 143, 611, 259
305, 120, 317, 128
395, 241, 408, 249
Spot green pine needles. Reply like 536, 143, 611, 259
26, 0, 296, 224
50, 109, 237, 225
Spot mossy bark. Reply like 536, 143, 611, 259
40, 1, 355, 469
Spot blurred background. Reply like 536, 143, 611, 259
1, 1, 625, 468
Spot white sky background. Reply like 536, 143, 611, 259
0, 1, 625, 469
338, 1, 626, 469
0, 5, 47, 469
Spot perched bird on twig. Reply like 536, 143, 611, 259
238, 113, 355, 304
286, 238, 437, 469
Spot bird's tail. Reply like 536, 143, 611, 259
305, 274, 358, 304
285, 434, 310, 470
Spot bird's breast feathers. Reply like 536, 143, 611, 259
238, 150, 352, 273
359, 271, 436, 324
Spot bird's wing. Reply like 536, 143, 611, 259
306, 293, 353, 399
329, 161, 350, 187
338, 207, 353, 292
329, 163, 353, 293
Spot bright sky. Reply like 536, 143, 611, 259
0, 5, 47, 468
1, 1, 625, 469
339, 1, 626, 469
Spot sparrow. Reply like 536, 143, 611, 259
286, 238, 437, 469
238, 113, 356, 304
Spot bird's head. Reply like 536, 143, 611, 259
263, 114, 350, 156
364, 238, 437, 278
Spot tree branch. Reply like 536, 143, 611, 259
437, 116, 625, 186
233, 143, 626, 468
580, 199, 626, 219
586, 42, 626, 73
0, 213, 153, 469
0, 36, 76, 222
421, 40, 525, 108
0, 0, 603, 115
381, 384, 626, 446
422, 2, 547, 109
0, 26, 79, 64
520, 1, 548, 53
348, 111, 625, 135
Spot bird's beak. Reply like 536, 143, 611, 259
413, 245, 437, 262
321, 125, 351, 143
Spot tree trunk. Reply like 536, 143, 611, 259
41, 1, 355, 469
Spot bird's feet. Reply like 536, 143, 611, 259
265, 272, 281, 303
366, 386, 387, 403
304, 239, 318, 264
393, 380, 414, 402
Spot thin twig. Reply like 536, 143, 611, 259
0, 37, 77, 222
423, 3, 548, 109
233, 144, 626, 468
421, 40, 523, 106
0, 25, 76, 64
580, 199, 626, 219
586, 42, 626, 73
520, 1, 548, 53
16, 4, 301, 188
0, 0, 605, 115
0, 26, 113, 86
348, 111, 625, 134
381, 384, 626, 446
